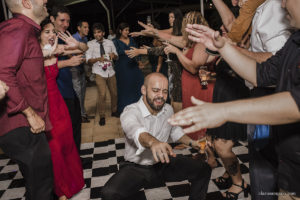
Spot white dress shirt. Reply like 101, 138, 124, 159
120, 97, 184, 166
250, 0, 291, 54
86, 38, 118, 77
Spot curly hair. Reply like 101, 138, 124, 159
181, 11, 209, 48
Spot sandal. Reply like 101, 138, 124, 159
223, 179, 250, 200
213, 172, 232, 189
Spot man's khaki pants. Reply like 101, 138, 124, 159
95, 74, 118, 118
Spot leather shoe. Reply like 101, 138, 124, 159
81, 116, 90, 123
99, 117, 105, 126
111, 112, 120, 118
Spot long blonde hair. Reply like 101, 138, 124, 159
181, 11, 209, 48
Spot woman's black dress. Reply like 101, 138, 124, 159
207, 59, 250, 141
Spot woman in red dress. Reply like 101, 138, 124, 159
40, 19, 84, 200
164, 11, 214, 140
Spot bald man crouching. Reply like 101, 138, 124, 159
101, 73, 212, 200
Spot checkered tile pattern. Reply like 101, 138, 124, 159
0, 138, 250, 200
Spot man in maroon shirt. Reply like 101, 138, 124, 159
0, 0, 53, 199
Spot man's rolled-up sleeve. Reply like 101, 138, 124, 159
0, 25, 29, 114
256, 48, 282, 87
169, 125, 184, 143
120, 106, 148, 155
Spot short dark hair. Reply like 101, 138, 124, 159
92, 23, 105, 32
77, 20, 88, 28
40, 17, 53, 31
50, 6, 71, 19
116, 22, 129, 39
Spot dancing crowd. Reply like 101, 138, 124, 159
0, 0, 300, 200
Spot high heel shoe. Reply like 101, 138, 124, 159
223, 179, 250, 200
213, 172, 232, 189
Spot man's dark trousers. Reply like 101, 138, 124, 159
0, 127, 53, 200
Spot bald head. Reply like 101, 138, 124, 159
5, 0, 49, 25
142, 73, 169, 114
5, 0, 21, 12
144, 72, 168, 88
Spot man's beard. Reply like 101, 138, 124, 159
146, 94, 166, 112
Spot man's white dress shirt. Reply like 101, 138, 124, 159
120, 97, 184, 166
250, 0, 291, 54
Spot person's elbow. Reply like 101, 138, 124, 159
223, 17, 235, 31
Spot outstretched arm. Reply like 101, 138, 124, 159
130, 21, 186, 48
169, 93, 300, 133
121, 106, 176, 164
125, 47, 148, 58
212, 0, 236, 31
138, 132, 176, 163
185, 24, 257, 85
58, 31, 88, 52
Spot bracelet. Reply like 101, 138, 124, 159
205, 48, 220, 56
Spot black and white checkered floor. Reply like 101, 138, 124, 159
0, 138, 250, 200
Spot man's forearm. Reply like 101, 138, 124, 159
224, 92, 300, 125
138, 132, 160, 148
219, 42, 257, 86
63, 49, 84, 55
88, 58, 100, 66
57, 60, 71, 68
22, 106, 35, 117
177, 134, 193, 146
238, 47, 272, 63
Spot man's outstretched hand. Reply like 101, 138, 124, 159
168, 96, 227, 133
150, 140, 176, 163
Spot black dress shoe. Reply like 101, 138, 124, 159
111, 112, 120, 118
99, 117, 105, 126
81, 116, 90, 123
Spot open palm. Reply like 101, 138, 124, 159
58, 31, 79, 50
185, 24, 225, 51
